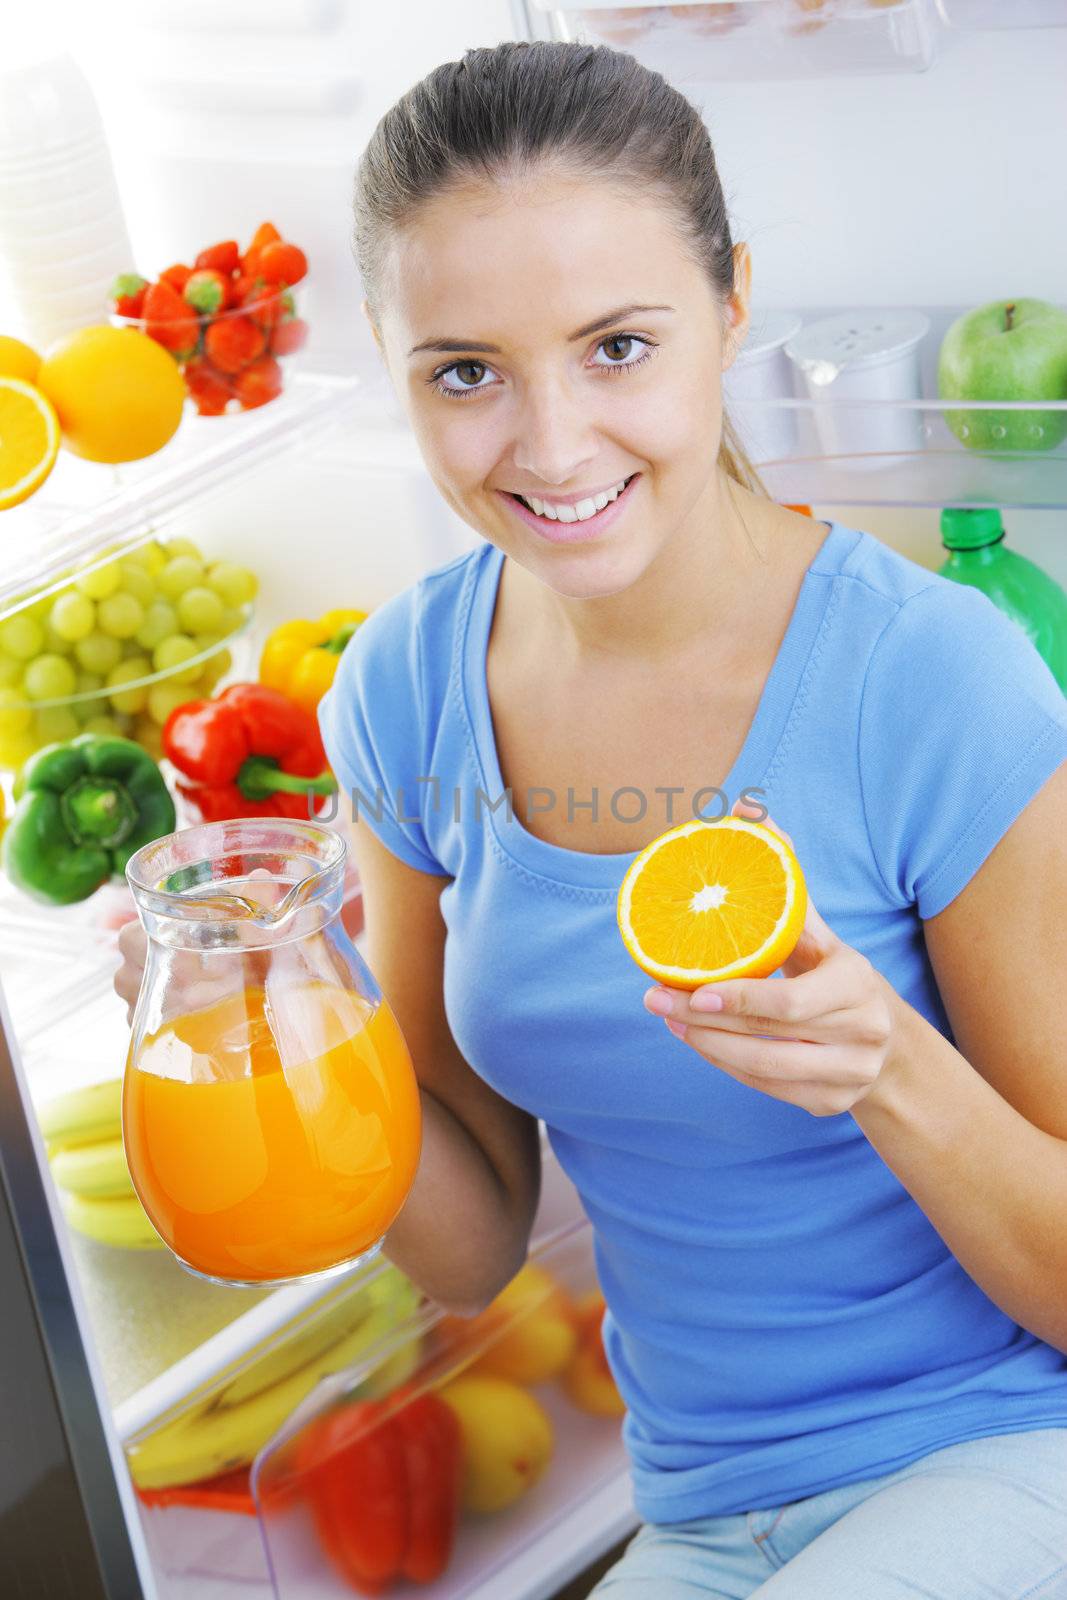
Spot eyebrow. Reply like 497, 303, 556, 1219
407, 303, 676, 358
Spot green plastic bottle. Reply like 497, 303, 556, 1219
938, 508, 1067, 693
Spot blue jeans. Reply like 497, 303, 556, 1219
590, 1428, 1067, 1598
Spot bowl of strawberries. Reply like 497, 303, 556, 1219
109, 222, 309, 416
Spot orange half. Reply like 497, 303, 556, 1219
0, 377, 60, 510
617, 817, 807, 989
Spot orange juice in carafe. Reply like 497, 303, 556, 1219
123, 817, 423, 1287
124, 984, 421, 1283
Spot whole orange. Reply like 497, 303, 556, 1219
37, 325, 185, 463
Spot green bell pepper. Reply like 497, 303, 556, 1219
2, 734, 176, 906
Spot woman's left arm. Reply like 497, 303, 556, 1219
644, 771, 1067, 1355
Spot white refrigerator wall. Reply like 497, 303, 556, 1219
41, 3, 1067, 623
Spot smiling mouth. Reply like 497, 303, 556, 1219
507, 474, 637, 523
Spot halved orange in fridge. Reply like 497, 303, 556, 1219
617, 817, 807, 990
0, 377, 59, 510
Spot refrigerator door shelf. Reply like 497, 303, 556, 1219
528, 0, 938, 80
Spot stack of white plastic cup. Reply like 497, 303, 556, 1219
0, 49, 134, 352
722, 310, 803, 465
784, 309, 930, 464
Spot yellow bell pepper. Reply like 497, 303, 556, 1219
259, 608, 368, 716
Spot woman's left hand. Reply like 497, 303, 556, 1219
642, 800, 903, 1117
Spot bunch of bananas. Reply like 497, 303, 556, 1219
126, 1266, 422, 1490
39, 1078, 162, 1250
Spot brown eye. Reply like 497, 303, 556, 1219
603, 335, 635, 362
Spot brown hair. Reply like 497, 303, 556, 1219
354, 38, 767, 498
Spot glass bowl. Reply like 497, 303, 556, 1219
110, 277, 310, 417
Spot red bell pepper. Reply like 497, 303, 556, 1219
296, 1386, 462, 1595
161, 682, 337, 822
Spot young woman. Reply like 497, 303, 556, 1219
116, 39, 1067, 1597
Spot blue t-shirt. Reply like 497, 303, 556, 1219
318, 519, 1067, 1521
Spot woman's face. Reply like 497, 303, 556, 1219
368, 170, 751, 601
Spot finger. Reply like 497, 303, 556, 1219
685, 952, 851, 1031
729, 796, 794, 851
117, 919, 147, 961
665, 1018, 837, 1081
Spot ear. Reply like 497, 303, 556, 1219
722, 242, 752, 372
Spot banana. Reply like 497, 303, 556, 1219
216, 1279, 392, 1409
50, 1137, 134, 1200
39, 1079, 123, 1153
60, 1189, 163, 1251
127, 1296, 413, 1489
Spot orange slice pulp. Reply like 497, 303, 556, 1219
616, 817, 808, 990
0, 377, 60, 510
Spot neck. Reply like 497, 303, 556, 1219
515, 474, 773, 670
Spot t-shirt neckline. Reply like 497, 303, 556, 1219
460, 520, 851, 891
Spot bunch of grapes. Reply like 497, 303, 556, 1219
0, 536, 258, 770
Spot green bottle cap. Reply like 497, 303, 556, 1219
940, 508, 1005, 550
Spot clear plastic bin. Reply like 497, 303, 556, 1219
126, 1153, 634, 1599
531, 0, 938, 81
935, 0, 1067, 27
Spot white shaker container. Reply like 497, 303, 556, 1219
784, 309, 929, 463
0, 45, 134, 351
722, 309, 802, 465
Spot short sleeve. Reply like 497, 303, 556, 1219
317, 589, 450, 877
859, 579, 1067, 921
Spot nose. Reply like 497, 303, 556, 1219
510, 374, 601, 488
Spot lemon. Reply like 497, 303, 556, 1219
37, 325, 185, 464
0, 335, 42, 384
0, 378, 60, 510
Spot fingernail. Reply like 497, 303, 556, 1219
691, 991, 724, 1012
664, 1017, 687, 1038
644, 989, 673, 1017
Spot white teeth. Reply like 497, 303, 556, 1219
521, 477, 630, 521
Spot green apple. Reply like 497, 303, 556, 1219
938, 298, 1067, 452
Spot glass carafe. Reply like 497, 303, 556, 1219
123, 817, 421, 1287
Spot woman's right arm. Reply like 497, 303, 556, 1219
113, 818, 542, 1317
350, 815, 542, 1315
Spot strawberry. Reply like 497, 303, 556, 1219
195, 240, 240, 276
271, 316, 308, 357
183, 268, 231, 316
204, 314, 266, 374
159, 263, 193, 293
110, 273, 148, 318
256, 241, 307, 286
241, 221, 281, 276
233, 354, 283, 410
240, 278, 287, 329
184, 357, 234, 417
142, 280, 200, 358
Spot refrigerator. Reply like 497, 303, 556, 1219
1, 2, 1066, 1596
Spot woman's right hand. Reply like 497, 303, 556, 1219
115, 920, 148, 1024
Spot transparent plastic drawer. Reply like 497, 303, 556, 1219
934, 0, 1067, 26
128, 1157, 635, 1599
531, 0, 938, 80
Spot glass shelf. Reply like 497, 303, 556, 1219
727, 303, 1067, 509
935, 0, 1067, 27
0, 372, 362, 619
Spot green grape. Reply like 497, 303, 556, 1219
49, 590, 96, 643
0, 652, 22, 688
217, 607, 244, 638
0, 687, 33, 736
106, 657, 152, 715
158, 556, 205, 600
74, 632, 122, 674
133, 715, 165, 759
97, 592, 145, 640
74, 669, 105, 696
34, 706, 80, 745
0, 727, 38, 771
200, 648, 232, 689
147, 682, 195, 726
42, 618, 76, 656
153, 634, 202, 685
83, 714, 123, 738
125, 539, 167, 577
206, 562, 258, 609
118, 561, 156, 608
134, 600, 180, 652
0, 613, 45, 661
177, 586, 225, 635
24, 654, 77, 702
74, 560, 122, 601
162, 537, 204, 563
